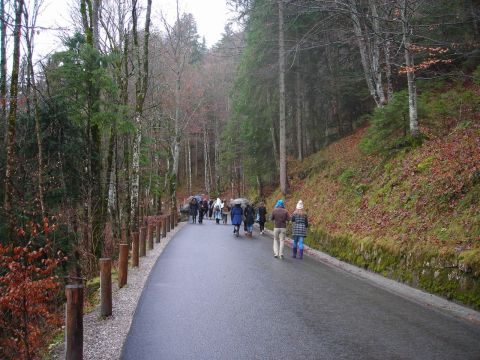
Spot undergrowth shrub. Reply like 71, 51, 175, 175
420, 85, 480, 134
360, 91, 423, 154
0, 220, 65, 359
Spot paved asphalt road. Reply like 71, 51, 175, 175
122, 220, 480, 360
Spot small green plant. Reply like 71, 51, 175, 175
417, 156, 435, 173
338, 169, 355, 185
360, 91, 414, 154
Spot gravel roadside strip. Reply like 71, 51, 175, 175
53, 221, 186, 360
259, 226, 480, 325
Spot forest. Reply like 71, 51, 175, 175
0, 0, 479, 357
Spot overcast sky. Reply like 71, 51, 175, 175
35, 0, 234, 58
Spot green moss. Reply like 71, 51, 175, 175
355, 183, 369, 195
305, 227, 480, 310
417, 156, 435, 172
459, 250, 480, 276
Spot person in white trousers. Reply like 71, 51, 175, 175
270, 199, 290, 259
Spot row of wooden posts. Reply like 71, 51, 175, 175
65, 211, 179, 360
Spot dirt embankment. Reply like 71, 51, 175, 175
266, 122, 480, 310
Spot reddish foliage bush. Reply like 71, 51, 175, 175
0, 220, 64, 360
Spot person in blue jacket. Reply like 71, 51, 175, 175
230, 203, 243, 236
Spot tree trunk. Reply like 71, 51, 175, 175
295, 54, 303, 162
0, 0, 6, 145
384, 39, 394, 103
130, 116, 142, 231
188, 138, 192, 194
368, 0, 386, 106
214, 116, 220, 191
402, 0, 419, 137
470, 0, 479, 39
347, 0, 384, 107
106, 123, 117, 236
122, 33, 131, 238
4, 0, 25, 234
130, 0, 153, 230
25, 6, 46, 219
278, 0, 287, 195
203, 125, 210, 195
93, 0, 101, 49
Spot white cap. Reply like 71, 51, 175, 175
296, 200, 304, 210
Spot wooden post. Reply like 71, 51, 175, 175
65, 284, 83, 360
166, 215, 171, 233
99, 258, 112, 316
131, 231, 139, 267
100, 258, 112, 317
147, 224, 154, 250
156, 221, 161, 243
139, 226, 147, 257
162, 217, 167, 238
118, 244, 129, 288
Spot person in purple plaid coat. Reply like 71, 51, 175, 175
291, 200, 308, 259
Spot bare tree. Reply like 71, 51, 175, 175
278, 0, 287, 195
401, 0, 419, 137
0, 0, 7, 144
4, 0, 25, 234
24, 0, 46, 219
130, 0, 152, 230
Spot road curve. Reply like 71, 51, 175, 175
121, 220, 480, 360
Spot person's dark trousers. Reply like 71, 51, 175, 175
259, 221, 265, 232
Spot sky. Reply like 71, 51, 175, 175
35, 0, 234, 59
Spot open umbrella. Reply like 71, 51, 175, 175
231, 198, 250, 207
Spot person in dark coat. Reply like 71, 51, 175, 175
198, 200, 207, 224
189, 198, 199, 224
257, 202, 267, 234
208, 199, 214, 219
230, 203, 243, 235
243, 204, 255, 237
271, 199, 290, 259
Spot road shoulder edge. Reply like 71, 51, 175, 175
260, 226, 480, 325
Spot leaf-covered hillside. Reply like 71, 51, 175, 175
266, 82, 480, 308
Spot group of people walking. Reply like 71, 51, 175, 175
188, 196, 309, 260
230, 202, 266, 237
189, 198, 230, 225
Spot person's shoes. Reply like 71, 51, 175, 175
279, 255, 284, 259
298, 249, 303, 259
274, 254, 278, 258
292, 246, 297, 258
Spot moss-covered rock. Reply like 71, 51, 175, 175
306, 228, 480, 310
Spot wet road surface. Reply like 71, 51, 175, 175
122, 220, 480, 360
